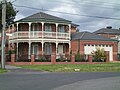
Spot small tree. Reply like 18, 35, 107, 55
92, 48, 106, 62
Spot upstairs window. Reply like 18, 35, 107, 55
31, 24, 39, 31
45, 24, 52, 32
58, 25, 64, 32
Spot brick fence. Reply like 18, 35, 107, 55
5, 53, 110, 65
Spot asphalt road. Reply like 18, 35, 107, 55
0, 66, 120, 90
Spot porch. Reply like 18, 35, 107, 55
8, 42, 70, 62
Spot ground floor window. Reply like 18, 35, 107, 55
44, 43, 52, 55
31, 44, 38, 55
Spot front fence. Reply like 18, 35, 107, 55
75, 54, 89, 62
15, 55, 31, 62
6, 54, 109, 65
35, 55, 51, 62
56, 54, 71, 62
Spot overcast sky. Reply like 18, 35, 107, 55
10, 0, 120, 32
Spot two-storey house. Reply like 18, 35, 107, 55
7, 12, 77, 62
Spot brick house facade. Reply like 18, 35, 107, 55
71, 32, 118, 61
4, 12, 78, 64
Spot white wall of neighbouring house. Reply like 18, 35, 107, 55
118, 41, 120, 54
84, 44, 113, 61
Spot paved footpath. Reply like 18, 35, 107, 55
5, 65, 48, 74
0, 65, 120, 90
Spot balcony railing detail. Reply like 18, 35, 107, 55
9, 31, 70, 40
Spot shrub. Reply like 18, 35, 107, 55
92, 48, 106, 62
75, 54, 88, 62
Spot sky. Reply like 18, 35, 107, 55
9, 0, 120, 32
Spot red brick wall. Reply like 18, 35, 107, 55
52, 24, 56, 32
65, 44, 69, 54
71, 26, 77, 33
39, 24, 42, 31
71, 40, 118, 61
71, 40, 79, 54
52, 43, 56, 54
98, 34, 117, 38
64, 25, 69, 32
38, 43, 42, 55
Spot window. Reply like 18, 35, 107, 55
58, 25, 64, 32
19, 24, 23, 31
31, 44, 38, 55
31, 24, 39, 31
45, 24, 52, 32
44, 43, 52, 55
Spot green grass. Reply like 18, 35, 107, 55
0, 69, 7, 74
18, 62, 120, 72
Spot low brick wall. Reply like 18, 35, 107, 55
5, 54, 110, 65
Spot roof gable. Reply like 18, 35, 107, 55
94, 28, 120, 35
17, 12, 71, 23
71, 31, 118, 41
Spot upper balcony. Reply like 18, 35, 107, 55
9, 23, 70, 40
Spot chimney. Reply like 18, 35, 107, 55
106, 26, 112, 29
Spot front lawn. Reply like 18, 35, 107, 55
0, 69, 7, 74
18, 62, 120, 72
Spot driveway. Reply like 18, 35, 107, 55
0, 65, 120, 90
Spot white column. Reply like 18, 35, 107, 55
56, 42, 58, 55
56, 23, 58, 39
41, 22, 44, 39
56, 23, 58, 55
28, 22, 31, 38
28, 41, 31, 59
28, 23, 31, 59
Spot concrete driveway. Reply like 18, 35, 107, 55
0, 65, 120, 90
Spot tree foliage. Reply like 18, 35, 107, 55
0, 1, 18, 26
92, 48, 106, 62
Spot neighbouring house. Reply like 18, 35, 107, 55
94, 26, 120, 55
71, 31, 118, 62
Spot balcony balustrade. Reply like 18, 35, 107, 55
9, 31, 70, 40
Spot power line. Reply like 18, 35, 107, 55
13, 4, 120, 21
77, 0, 120, 6
50, 0, 120, 10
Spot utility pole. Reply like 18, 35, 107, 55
1, 0, 6, 69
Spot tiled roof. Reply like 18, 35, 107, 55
71, 31, 118, 41
17, 12, 71, 23
93, 28, 120, 35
